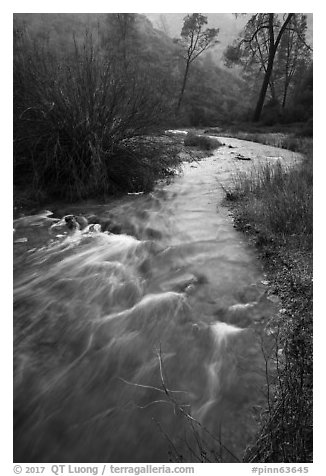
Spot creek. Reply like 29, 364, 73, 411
13, 136, 301, 463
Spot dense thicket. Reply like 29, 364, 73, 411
13, 14, 180, 200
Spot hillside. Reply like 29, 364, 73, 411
14, 13, 248, 126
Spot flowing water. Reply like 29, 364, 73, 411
13, 136, 301, 463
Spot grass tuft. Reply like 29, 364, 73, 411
184, 132, 222, 151
225, 158, 312, 238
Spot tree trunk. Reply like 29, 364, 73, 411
253, 14, 275, 122
282, 83, 289, 109
176, 61, 190, 114
269, 77, 276, 101
252, 13, 294, 122
282, 74, 293, 108
253, 48, 276, 121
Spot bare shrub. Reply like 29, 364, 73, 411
14, 30, 177, 200
245, 305, 312, 462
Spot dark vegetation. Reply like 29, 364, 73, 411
184, 132, 222, 150
13, 12, 313, 463
223, 134, 312, 462
14, 16, 180, 203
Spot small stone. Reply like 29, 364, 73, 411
88, 224, 101, 233
235, 154, 251, 161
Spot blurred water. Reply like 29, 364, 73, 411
13, 138, 300, 463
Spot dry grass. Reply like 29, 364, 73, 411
224, 157, 312, 238
223, 143, 313, 462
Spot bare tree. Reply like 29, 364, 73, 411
175, 13, 219, 114
225, 14, 297, 121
